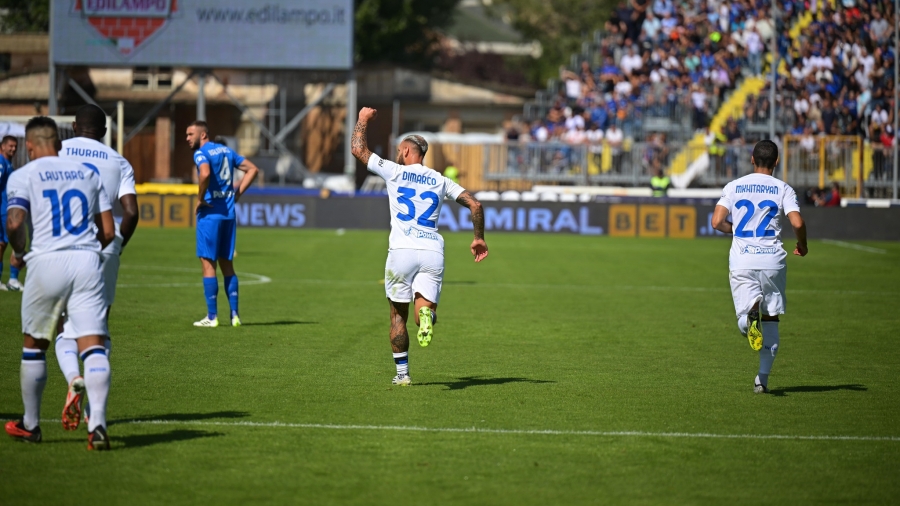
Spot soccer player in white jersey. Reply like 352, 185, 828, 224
712, 140, 808, 394
55, 104, 139, 431
350, 107, 489, 386
4, 117, 115, 449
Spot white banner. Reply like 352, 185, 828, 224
52, 0, 353, 69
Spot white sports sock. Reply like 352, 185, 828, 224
83, 347, 111, 431
757, 321, 780, 386
55, 335, 82, 385
393, 352, 409, 377
737, 314, 748, 336
21, 348, 47, 431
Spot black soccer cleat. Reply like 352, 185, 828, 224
87, 426, 111, 451
5, 420, 42, 443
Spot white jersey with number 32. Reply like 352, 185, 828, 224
717, 173, 801, 271
5, 156, 111, 261
367, 154, 465, 253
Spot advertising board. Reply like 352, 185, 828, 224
52, 0, 353, 69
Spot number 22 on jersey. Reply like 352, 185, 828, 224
734, 199, 778, 238
396, 187, 440, 227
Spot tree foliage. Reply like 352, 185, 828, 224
0, 0, 49, 33
492, 0, 614, 85
355, 0, 460, 68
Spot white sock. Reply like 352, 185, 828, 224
55, 335, 82, 385
757, 321, 780, 387
393, 352, 409, 377
82, 347, 111, 431
21, 348, 48, 431
737, 314, 748, 336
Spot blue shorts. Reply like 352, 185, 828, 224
196, 216, 236, 261
0, 212, 7, 244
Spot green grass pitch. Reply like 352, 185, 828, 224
1, 228, 898, 505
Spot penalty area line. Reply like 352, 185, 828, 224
820, 239, 889, 254
107, 419, 900, 442
117, 265, 271, 288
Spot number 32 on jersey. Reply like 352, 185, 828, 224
396, 187, 440, 227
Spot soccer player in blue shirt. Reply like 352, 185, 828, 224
0, 135, 19, 291
185, 121, 259, 327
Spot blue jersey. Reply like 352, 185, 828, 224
0, 156, 12, 214
193, 142, 245, 219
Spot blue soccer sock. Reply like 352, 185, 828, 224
9, 264, 19, 280
203, 277, 218, 319
224, 275, 239, 317
0, 260, 4, 280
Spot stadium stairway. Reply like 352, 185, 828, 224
668, 4, 817, 187
667, 76, 765, 187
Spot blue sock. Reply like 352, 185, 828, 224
203, 277, 218, 319
224, 275, 239, 317
10, 264, 19, 280
0, 261, 3, 280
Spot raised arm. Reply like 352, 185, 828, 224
235, 158, 260, 202
712, 205, 733, 235
787, 211, 807, 256
350, 107, 377, 165
456, 190, 489, 262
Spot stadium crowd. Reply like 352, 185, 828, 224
516, 0, 806, 148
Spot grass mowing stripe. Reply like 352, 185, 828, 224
95, 419, 900, 442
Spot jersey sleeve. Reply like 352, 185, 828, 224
118, 157, 137, 198
231, 150, 246, 169
96, 174, 112, 213
194, 150, 210, 168
716, 182, 732, 209
367, 154, 400, 181
783, 184, 801, 215
444, 177, 466, 201
5, 170, 29, 212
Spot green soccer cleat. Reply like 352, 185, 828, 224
416, 307, 434, 347
231, 315, 242, 327
746, 308, 763, 351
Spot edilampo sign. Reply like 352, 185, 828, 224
52, 0, 353, 69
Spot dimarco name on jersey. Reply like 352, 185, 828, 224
402, 171, 437, 185
39, 170, 88, 182
64, 147, 109, 159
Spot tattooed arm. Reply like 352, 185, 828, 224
456, 191, 489, 262
350, 107, 377, 165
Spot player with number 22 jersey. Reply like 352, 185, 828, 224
713, 140, 808, 394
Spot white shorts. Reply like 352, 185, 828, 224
100, 249, 120, 306
384, 249, 444, 304
22, 250, 108, 340
730, 268, 787, 318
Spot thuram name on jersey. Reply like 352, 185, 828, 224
64, 147, 109, 160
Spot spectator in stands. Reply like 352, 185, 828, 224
815, 182, 842, 207
606, 123, 624, 172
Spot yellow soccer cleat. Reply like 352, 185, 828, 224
746, 308, 763, 351
232, 315, 242, 327
416, 307, 434, 347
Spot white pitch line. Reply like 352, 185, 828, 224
821, 239, 889, 254
117, 265, 271, 288
273, 278, 898, 297
107, 419, 900, 442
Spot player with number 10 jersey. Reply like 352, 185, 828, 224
712, 140, 808, 394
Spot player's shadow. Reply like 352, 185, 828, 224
110, 410, 250, 424
768, 384, 867, 397
241, 320, 319, 327
417, 376, 555, 391
117, 429, 224, 449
